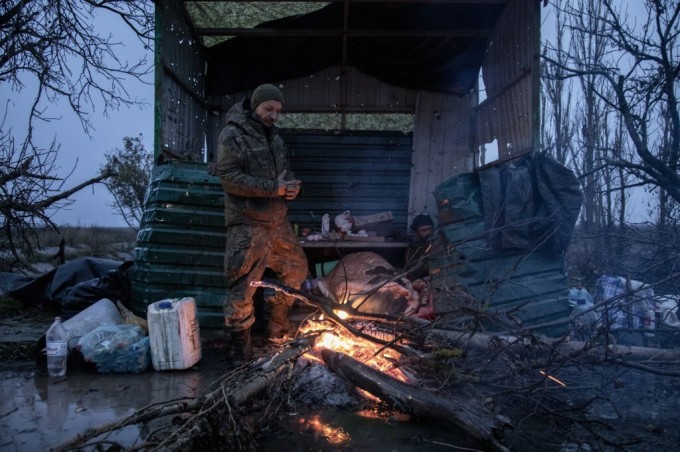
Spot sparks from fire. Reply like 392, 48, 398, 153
539, 370, 567, 387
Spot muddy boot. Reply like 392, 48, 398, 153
228, 328, 252, 365
266, 304, 296, 339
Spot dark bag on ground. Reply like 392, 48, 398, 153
60, 261, 133, 316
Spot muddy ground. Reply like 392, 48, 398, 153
2, 306, 680, 451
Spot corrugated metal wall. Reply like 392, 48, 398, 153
430, 172, 571, 337
156, 0, 207, 161
283, 131, 413, 236
131, 132, 413, 332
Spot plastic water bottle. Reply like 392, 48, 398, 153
46, 317, 69, 377
321, 214, 330, 237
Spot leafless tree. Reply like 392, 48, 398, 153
541, 1, 576, 166
0, 0, 154, 271
543, 0, 680, 221
542, 0, 680, 287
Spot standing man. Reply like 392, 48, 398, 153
216, 83, 308, 360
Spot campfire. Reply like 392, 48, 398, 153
299, 318, 411, 384
249, 279, 512, 452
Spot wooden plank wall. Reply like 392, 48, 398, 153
409, 91, 474, 227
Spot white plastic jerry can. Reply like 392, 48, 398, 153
147, 297, 202, 371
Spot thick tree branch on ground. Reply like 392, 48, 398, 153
322, 348, 512, 452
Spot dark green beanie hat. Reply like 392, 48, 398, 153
251, 84, 284, 110
411, 214, 434, 231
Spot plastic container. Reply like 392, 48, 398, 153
46, 317, 69, 377
321, 213, 330, 237
147, 297, 202, 371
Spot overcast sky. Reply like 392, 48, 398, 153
2, 2, 652, 228
2, 10, 154, 229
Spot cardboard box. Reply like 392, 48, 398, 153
353, 211, 393, 228
343, 234, 385, 242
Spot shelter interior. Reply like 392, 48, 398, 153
156, 0, 541, 231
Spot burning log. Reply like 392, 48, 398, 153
321, 348, 512, 452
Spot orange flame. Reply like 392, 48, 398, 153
300, 319, 409, 383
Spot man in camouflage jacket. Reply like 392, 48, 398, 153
216, 84, 308, 359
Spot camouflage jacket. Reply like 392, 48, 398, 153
217, 99, 295, 227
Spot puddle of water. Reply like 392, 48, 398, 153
258, 410, 483, 451
2, 359, 679, 451
0, 366, 225, 451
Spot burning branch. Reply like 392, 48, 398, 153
251, 279, 423, 357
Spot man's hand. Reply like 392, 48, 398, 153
276, 171, 302, 200
284, 181, 301, 200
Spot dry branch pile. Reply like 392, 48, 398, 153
51, 279, 680, 451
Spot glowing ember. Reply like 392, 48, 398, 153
301, 414, 350, 445
539, 370, 567, 387
334, 309, 350, 320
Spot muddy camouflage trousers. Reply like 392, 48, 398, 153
223, 221, 308, 332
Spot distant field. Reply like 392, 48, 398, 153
1, 226, 138, 274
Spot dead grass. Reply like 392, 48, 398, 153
1, 226, 137, 274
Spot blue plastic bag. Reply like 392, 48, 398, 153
75, 324, 150, 373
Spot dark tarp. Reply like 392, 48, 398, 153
478, 153, 583, 254
7, 257, 132, 314
205, 3, 505, 96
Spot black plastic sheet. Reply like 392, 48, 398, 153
478, 153, 583, 254
8, 257, 132, 314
